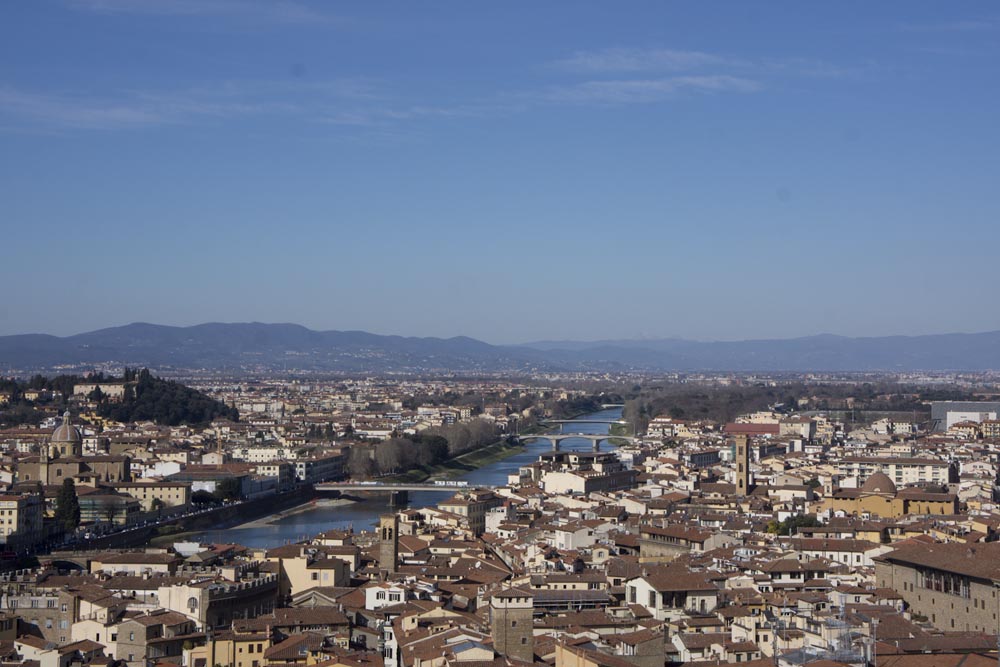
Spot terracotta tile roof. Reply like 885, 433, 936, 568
875, 542, 1000, 582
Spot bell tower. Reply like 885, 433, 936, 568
379, 514, 399, 575
735, 434, 751, 496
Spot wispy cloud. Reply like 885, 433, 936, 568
535, 46, 829, 107
554, 48, 734, 73
0, 86, 166, 130
552, 47, 865, 81
0, 40, 864, 135
898, 19, 995, 33
0, 78, 378, 131
324, 102, 515, 125
541, 75, 761, 105
67, 0, 340, 25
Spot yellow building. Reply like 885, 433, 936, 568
949, 421, 982, 439
110, 481, 192, 511
818, 472, 958, 519
981, 420, 1000, 439
186, 627, 271, 667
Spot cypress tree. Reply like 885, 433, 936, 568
54, 478, 81, 532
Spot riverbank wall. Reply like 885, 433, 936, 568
82, 485, 316, 550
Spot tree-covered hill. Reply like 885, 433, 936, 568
0, 368, 238, 426
97, 368, 238, 425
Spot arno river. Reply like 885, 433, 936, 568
189, 407, 623, 548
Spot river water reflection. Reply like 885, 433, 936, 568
189, 407, 623, 548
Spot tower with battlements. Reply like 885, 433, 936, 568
490, 588, 534, 662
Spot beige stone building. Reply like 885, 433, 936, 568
17, 412, 130, 486
817, 472, 958, 519
438, 490, 502, 536
0, 493, 44, 548
875, 541, 1000, 633
109, 481, 191, 511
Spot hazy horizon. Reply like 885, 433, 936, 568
2, 2, 998, 342
4, 319, 1000, 348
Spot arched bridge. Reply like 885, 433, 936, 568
42, 555, 89, 571
517, 433, 638, 451
315, 482, 500, 493
315, 481, 500, 507
542, 419, 629, 426
42, 550, 137, 571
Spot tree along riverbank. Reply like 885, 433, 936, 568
379, 408, 611, 484
382, 437, 526, 484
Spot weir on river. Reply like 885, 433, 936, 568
188, 407, 624, 548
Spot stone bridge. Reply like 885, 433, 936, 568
517, 433, 638, 451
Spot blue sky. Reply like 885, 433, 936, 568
1, 2, 998, 343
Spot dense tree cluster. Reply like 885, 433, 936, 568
306, 423, 337, 440
54, 478, 81, 532
347, 419, 501, 478
550, 394, 608, 419
213, 477, 243, 501
767, 514, 822, 536
621, 382, 982, 433
0, 368, 238, 427
96, 369, 238, 426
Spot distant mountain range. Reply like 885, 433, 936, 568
1, 322, 999, 373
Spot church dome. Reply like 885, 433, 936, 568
861, 471, 896, 496
51, 410, 82, 444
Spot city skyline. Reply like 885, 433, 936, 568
2, 2, 998, 342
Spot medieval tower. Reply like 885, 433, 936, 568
379, 513, 399, 575
490, 588, 534, 662
735, 434, 751, 496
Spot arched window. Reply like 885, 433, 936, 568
187, 597, 199, 612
